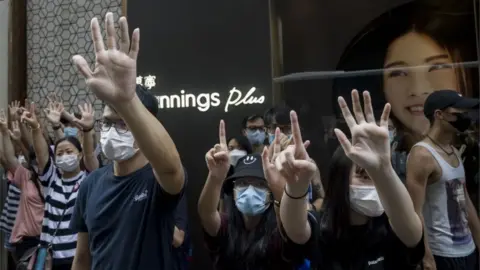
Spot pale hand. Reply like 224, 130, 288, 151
73, 13, 139, 107
334, 90, 391, 172
9, 121, 21, 141
73, 103, 95, 130
0, 109, 8, 132
275, 111, 315, 197
20, 103, 40, 129
44, 100, 64, 125
8, 101, 21, 121
205, 120, 230, 180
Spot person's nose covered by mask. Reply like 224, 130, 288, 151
64, 126, 79, 137
447, 112, 472, 133
246, 129, 266, 146
100, 127, 138, 161
349, 185, 385, 217
55, 154, 80, 172
235, 185, 270, 216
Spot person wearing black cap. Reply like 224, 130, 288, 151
407, 90, 479, 270
198, 120, 303, 270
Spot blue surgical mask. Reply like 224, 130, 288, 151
268, 133, 275, 144
235, 185, 270, 216
388, 130, 395, 144
64, 127, 78, 137
246, 130, 266, 145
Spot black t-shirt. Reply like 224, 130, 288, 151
70, 163, 185, 270
297, 211, 424, 270
204, 213, 303, 270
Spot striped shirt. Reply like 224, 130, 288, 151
0, 181, 21, 234
39, 158, 86, 265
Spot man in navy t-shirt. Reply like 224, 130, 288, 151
70, 13, 186, 270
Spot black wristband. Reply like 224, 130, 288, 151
52, 125, 62, 130
284, 186, 309, 200
83, 126, 94, 132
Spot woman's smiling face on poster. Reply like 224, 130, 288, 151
383, 31, 459, 135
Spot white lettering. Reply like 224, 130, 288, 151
225, 87, 265, 112
367, 257, 384, 266
144, 75, 156, 89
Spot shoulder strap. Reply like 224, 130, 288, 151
32, 178, 45, 203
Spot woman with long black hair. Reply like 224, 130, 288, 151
278, 90, 424, 269
198, 120, 303, 270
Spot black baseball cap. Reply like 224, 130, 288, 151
424, 90, 479, 118
222, 153, 266, 195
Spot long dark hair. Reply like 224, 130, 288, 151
221, 193, 277, 268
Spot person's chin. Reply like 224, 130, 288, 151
409, 117, 430, 136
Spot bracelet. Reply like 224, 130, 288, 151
83, 126, 94, 132
284, 186, 309, 200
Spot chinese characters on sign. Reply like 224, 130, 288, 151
136, 75, 265, 112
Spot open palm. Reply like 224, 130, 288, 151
335, 90, 391, 171
73, 13, 138, 106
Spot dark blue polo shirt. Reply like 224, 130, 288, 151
70, 163, 186, 270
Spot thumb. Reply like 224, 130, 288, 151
292, 159, 315, 172
303, 140, 311, 149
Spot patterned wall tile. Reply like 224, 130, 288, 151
27, 0, 122, 129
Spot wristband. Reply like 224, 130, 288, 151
284, 186, 309, 200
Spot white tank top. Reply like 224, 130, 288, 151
413, 142, 475, 257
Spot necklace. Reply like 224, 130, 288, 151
426, 135, 454, 156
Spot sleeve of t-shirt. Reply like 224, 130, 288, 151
156, 166, 187, 210
388, 224, 425, 267
9, 166, 30, 190
174, 191, 188, 231
203, 213, 228, 254
70, 173, 92, 233
38, 157, 57, 187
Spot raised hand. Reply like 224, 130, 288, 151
44, 100, 64, 125
20, 103, 40, 129
0, 109, 8, 132
262, 128, 287, 200
9, 121, 21, 141
275, 111, 315, 196
8, 101, 21, 121
72, 103, 95, 130
205, 120, 230, 180
334, 90, 391, 172
73, 12, 139, 107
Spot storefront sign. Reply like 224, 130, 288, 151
137, 75, 265, 112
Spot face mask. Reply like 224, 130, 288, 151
349, 185, 384, 217
246, 130, 266, 145
268, 133, 275, 144
64, 127, 78, 137
235, 185, 270, 216
448, 113, 472, 133
229, 149, 247, 166
388, 130, 395, 144
55, 154, 79, 172
100, 128, 138, 161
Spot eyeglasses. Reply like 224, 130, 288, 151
100, 120, 129, 134
246, 126, 265, 132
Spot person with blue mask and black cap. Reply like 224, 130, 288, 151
199, 120, 304, 270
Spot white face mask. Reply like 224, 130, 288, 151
17, 155, 26, 165
55, 154, 80, 172
229, 149, 247, 166
100, 128, 138, 161
349, 185, 384, 217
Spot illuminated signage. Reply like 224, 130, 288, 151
136, 75, 265, 112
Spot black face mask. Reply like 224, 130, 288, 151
447, 113, 472, 132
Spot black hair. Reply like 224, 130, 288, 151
241, 115, 263, 129
136, 84, 159, 117
222, 194, 278, 268
263, 106, 292, 128
263, 108, 276, 127
54, 136, 83, 157
227, 135, 253, 154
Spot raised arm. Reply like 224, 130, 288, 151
73, 13, 183, 194
9, 101, 32, 148
72, 103, 98, 172
0, 116, 20, 171
336, 90, 422, 247
198, 120, 230, 236
21, 103, 50, 174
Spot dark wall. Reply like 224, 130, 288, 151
126, 0, 272, 268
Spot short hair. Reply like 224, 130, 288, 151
136, 84, 159, 117
228, 135, 253, 154
241, 114, 263, 129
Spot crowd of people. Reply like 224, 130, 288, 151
0, 12, 479, 270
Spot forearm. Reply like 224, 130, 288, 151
198, 173, 222, 235
368, 163, 422, 247
115, 96, 183, 191
71, 255, 91, 270
19, 124, 32, 147
82, 129, 98, 172
31, 128, 50, 170
53, 128, 64, 140
2, 131, 19, 170
280, 183, 311, 244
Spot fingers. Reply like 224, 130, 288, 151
206, 148, 216, 167
118, 17, 130, 54
273, 128, 281, 156
351, 89, 366, 124
90, 17, 105, 53
290, 111, 304, 150
334, 128, 352, 155
0, 109, 5, 122
105, 12, 117, 50
338, 96, 356, 129
129, 28, 140, 60
72, 55, 93, 79
363, 91, 375, 123
379, 103, 391, 128
261, 146, 270, 166
218, 120, 226, 146
303, 140, 310, 149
